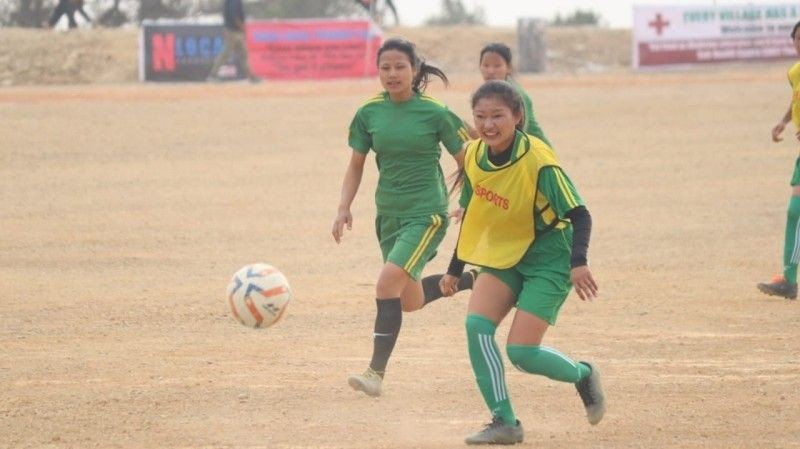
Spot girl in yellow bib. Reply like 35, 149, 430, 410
440, 80, 605, 445
757, 20, 800, 300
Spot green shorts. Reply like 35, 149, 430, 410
375, 213, 448, 280
479, 227, 573, 325
791, 157, 800, 186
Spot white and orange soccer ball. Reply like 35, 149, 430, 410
226, 263, 292, 328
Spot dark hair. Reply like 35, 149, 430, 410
377, 38, 449, 93
471, 80, 525, 131
479, 42, 513, 66
792, 20, 800, 39
450, 80, 526, 194
479, 43, 514, 80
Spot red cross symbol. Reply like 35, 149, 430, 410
648, 13, 670, 35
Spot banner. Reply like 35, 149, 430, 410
633, 4, 799, 68
139, 19, 382, 82
248, 20, 381, 80
140, 23, 226, 82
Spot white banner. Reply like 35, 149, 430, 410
633, 4, 799, 68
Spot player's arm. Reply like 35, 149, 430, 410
772, 101, 792, 142
440, 175, 472, 294
539, 167, 598, 301
332, 150, 366, 243
451, 147, 465, 170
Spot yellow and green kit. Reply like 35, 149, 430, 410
457, 131, 583, 324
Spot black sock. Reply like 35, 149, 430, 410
421, 270, 477, 305
421, 274, 444, 303
369, 298, 402, 376
458, 269, 476, 291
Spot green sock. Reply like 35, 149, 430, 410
506, 344, 590, 383
465, 314, 516, 425
783, 196, 800, 283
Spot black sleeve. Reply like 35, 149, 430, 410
564, 205, 591, 268
446, 249, 466, 277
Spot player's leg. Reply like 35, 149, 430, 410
346, 261, 408, 396
464, 270, 523, 445
348, 215, 444, 396
207, 30, 235, 80
505, 310, 602, 424
781, 188, 800, 285
758, 164, 800, 299
505, 283, 587, 384
420, 268, 478, 304
389, 214, 448, 312
504, 229, 604, 425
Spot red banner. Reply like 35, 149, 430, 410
638, 37, 796, 66
247, 19, 382, 80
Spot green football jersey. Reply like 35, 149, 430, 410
509, 78, 551, 147
349, 91, 469, 217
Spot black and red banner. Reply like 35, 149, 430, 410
139, 20, 382, 82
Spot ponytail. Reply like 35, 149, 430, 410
412, 61, 449, 93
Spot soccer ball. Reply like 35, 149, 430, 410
226, 263, 292, 328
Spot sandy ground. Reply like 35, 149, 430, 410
2, 63, 800, 449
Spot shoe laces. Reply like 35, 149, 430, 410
364, 368, 383, 379
482, 416, 507, 429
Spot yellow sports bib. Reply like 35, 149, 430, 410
457, 134, 560, 269
789, 62, 800, 129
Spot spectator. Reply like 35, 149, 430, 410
47, 0, 91, 29
207, 0, 260, 83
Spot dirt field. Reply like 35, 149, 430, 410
3, 58, 800, 448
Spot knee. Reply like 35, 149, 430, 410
789, 199, 800, 219
465, 313, 496, 336
506, 345, 539, 369
401, 301, 421, 313
375, 281, 401, 300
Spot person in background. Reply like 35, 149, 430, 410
47, 0, 91, 29
478, 43, 551, 146
207, 0, 260, 83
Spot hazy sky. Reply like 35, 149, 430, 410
393, 0, 791, 28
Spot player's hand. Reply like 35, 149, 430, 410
571, 265, 598, 301
466, 122, 480, 140
332, 209, 352, 244
439, 274, 459, 297
449, 207, 464, 224
772, 122, 786, 142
